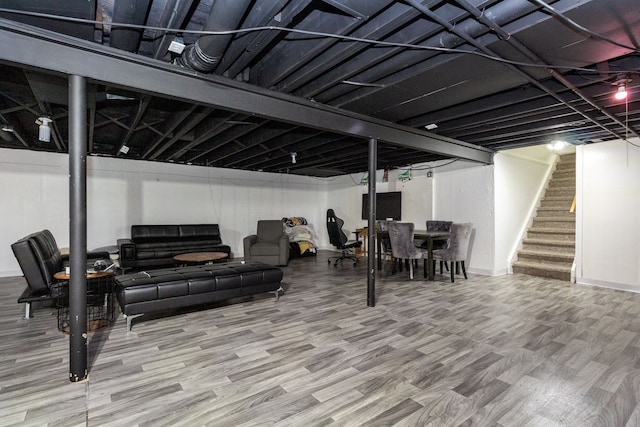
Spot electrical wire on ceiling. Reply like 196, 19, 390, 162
530, 0, 639, 52
410, 158, 460, 170
0, 8, 639, 76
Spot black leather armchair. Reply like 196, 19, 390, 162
11, 230, 109, 318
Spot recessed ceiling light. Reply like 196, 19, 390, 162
425, 123, 438, 130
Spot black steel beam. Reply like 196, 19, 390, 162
0, 18, 493, 165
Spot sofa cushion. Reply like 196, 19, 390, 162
131, 225, 180, 244
178, 224, 222, 244
250, 242, 280, 257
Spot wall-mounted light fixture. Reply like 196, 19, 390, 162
36, 117, 52, 142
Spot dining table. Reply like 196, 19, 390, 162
376, 229, 450, 280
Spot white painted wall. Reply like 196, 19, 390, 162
0, 148, 327, 276
324, 169, 434, 238
9, 141, 638, 292
494, 151, 555, 274
576, 140, 640, 291
432, 163, 496, 275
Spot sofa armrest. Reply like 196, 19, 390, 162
278, 234, 290, 266
243, 235, 257, 260
117, 238, 136, 262
88, 251, 110, 260
60, 251, 109, 265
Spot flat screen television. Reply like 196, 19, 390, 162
362, 191, 402, 221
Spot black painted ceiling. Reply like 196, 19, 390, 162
0, 0, 638, 176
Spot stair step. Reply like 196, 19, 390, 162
552, 170, 575, 178
546, 184, 575, 192
536, 210, 574, 218
518, 249, 574, 263
523, 238, 575, 248
522, 243, 574, 253
539, 198, 574, 208
537, 206, 574, 211
545, 189, 575, 198
553, 166, 575, 173
547, 177, 575, 186
528, 226, 575, 234
531, 221, 575, 231
512, 261, 571, 281
539, 204, 573, 211
527, 228, 575, 241
542, 195, 574, 200
533, 216, 575, 222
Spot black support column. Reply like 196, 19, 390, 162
367, 138, 377, 307
68, 74, 88, 382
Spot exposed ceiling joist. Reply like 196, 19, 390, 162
0, 18, 494, 165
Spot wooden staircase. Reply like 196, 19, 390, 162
512, 153, 575, 281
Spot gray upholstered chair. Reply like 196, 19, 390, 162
433, 223, 473, 283
243, 220, 290, 266
420, 220, 453, 272
376, 220, 394, 264
387, 222, 426, 279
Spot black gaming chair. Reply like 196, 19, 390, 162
326, 209, 362, 266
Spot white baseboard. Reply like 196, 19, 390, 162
467, 267, 508, 277
576, 278, 640, 294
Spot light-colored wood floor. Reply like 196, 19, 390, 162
2, 251, 640, 426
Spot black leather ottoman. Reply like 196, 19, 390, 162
115, 261, 283, 331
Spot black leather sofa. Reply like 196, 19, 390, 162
117, 224, 231, 270
11, 229, 110, 318
115, 261, 283, 331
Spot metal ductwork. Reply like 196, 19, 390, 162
177, 0, 252, 73
109, 0, 151, 52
